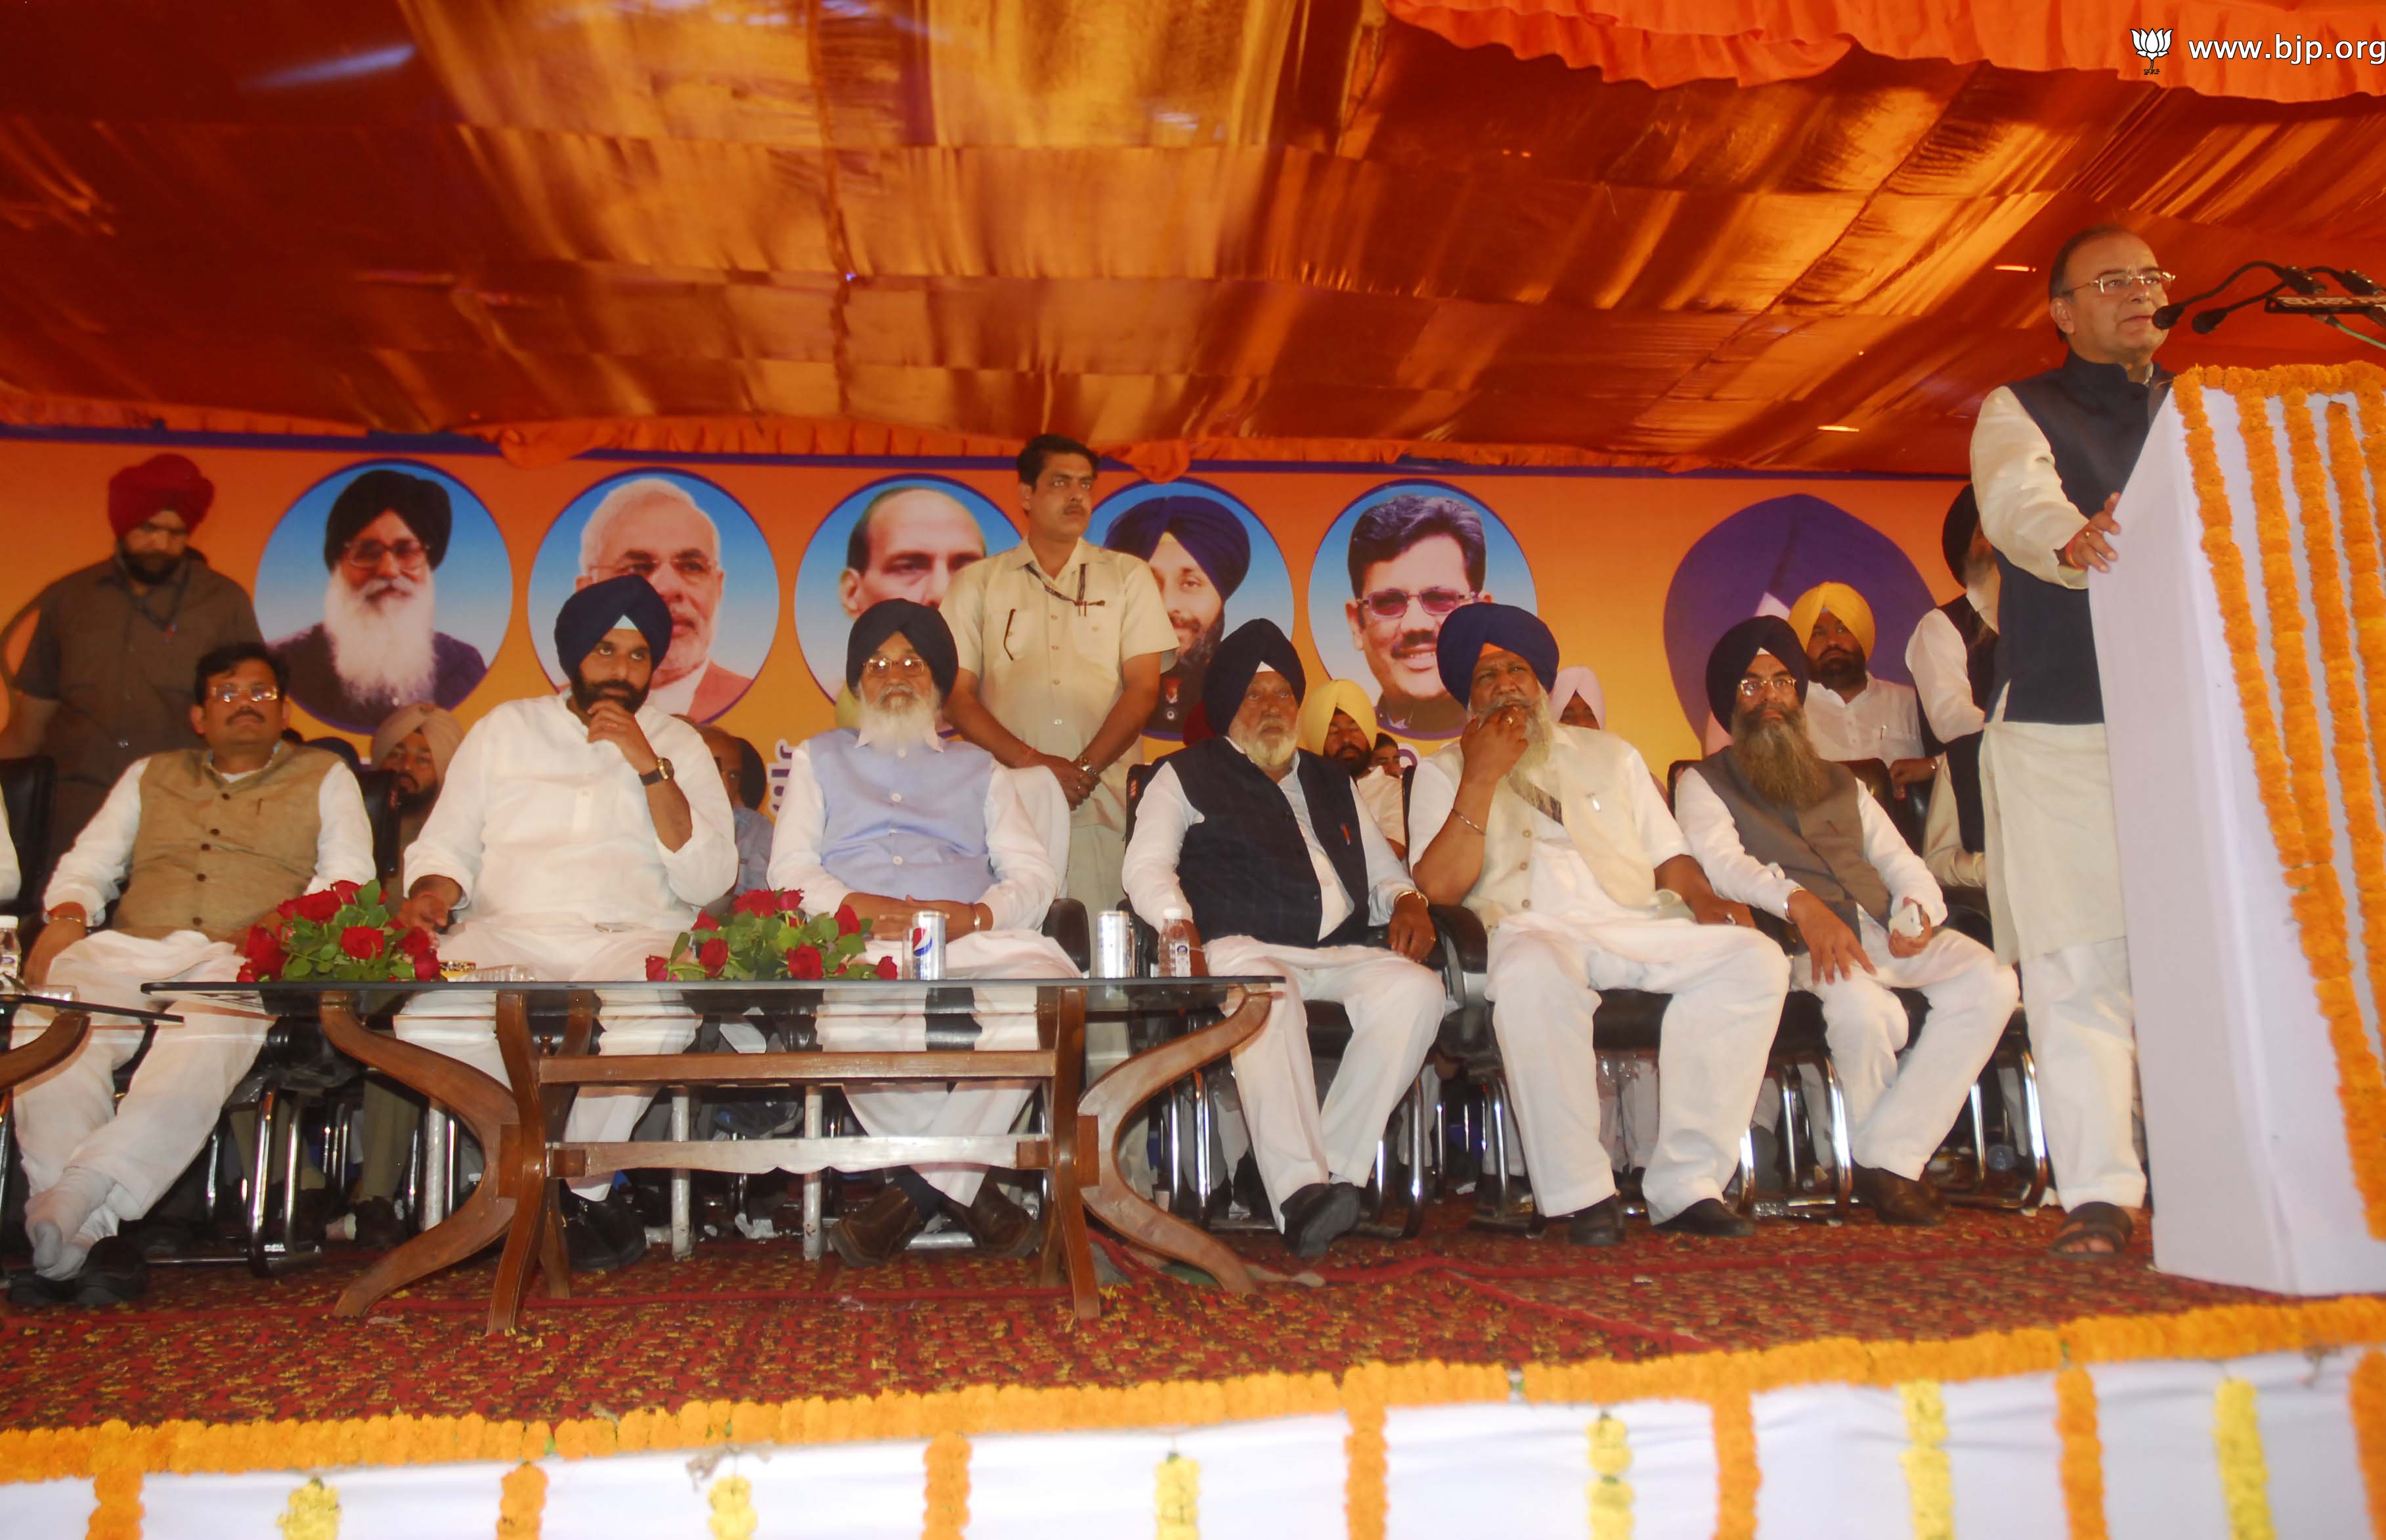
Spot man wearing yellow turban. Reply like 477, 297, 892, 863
1785, 582, 1930, 792
1297, 677, 1407, 855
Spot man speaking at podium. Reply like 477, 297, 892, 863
1968, 224, 2173, 1260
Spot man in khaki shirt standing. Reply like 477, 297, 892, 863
943, 434, 1176, 912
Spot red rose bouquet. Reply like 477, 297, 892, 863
237, 878, 441, 983
647, 888, 894, 983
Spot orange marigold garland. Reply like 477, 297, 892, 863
1710, 1392, 1758, 1540
2351, 1349, 2386, 1539
922, 1432, 970, 1540
85, 1422, 143, 1540
2054, 1368, 2109, 1540
2320, 400, 2386, 888
495, 1463, 546, 1540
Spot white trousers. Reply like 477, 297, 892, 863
804, 930, 1075, 1207
9, 930, 260, 1232
1486, 910, 1789, 1224
2021, 937, 2144, 1210
1795, 916, 2020, 1180
393, 920, 693, 1201
1202, 937, 1447, 1226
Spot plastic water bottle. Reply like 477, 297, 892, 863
1157, 907, 1196, 978
0, 915, 20, 993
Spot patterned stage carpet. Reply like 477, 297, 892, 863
0, 1201, 2300, 1431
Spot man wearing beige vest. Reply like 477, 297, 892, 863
9, 643, 373, 1302
1674, 620, 2018, 1226
1411, 605, 1789, 1243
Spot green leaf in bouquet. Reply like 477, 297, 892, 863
287, 957, 315, 980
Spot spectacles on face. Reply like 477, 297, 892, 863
1361, 588, 1475, 623
342, 538, 430, 570
1735, 675, 1800, 702
2060, 269, 2175, 299
607, 553, 718, 582
863, 653, 931, 676
207, 683, 283, 706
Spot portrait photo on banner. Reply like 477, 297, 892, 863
253, 459, 511, 733
528, 469, 777, 721
1307, 481, 1536, 742
1661, 491, 1936, 749
791, 473, 1018, 705
1088, 479, 1295, 740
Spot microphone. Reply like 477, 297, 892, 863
2190, 282, 2289, 334
2152, 259, 2321, 329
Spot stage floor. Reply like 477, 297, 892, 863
0, 1197, 2319, 1433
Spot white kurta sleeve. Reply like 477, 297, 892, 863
400, 719, 491, 906
310, 763, 378, 891
979, 766, 1059, 931
1406, 759, 1459, 857
1972, 387, 2089, 589
1356, 783, 1418, 924
42, 758, 150, 920
1858, 787, 1947, 925
651, 723, 739, 909
1920, 758, 1986, 890
763, 743, 847, 916
1119, 762, 1198, 930
1622, 744, 1691, 867
1905, 607, 1986, 743
0, 795, 16, 905
1672, 771, 1802, 918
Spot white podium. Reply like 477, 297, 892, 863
2095, 368, 2386, 1294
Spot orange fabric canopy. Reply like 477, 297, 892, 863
0, 2, 2379, 477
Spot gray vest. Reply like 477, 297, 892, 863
1686, 749, 1888, 930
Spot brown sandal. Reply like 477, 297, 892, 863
2050, 1201, 2134, 1260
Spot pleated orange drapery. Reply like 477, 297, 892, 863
1386, 0, 2386, 100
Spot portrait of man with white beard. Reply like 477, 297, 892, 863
271, 467, 495, 730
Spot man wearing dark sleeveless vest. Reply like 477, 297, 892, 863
768, 601, 1075, 1268
1969, 223, 2173, 1258
1678, 621, 2017, 1226
1123, 621, 1444, 1260
1905, 487, 1999, 890
10, 643, 372, 1303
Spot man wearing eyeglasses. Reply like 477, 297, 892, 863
1968, 223, 2174, 1260
1343, 493, 1492, 740
7, 643, 372, 1305
576, 476, 752, 722
273, 469, 490, 730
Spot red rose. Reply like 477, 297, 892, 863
697, 937, 729, 973
339, 926, 386, 961
236, 963, 258, 983
645, 954, 670, 981
295, 889, 341, 924
786, 944, 824, 980
328, 879, 362, 905
276, 897, 303, 920
412, 954, 441, 981
397, 926, 433, 959
240, 926, 286, 977
874, 954, 899, 979
693, 912, 722, 932
835, 904, 861, 937
781, 888, 804, 912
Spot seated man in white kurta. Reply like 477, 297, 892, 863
11, 643, 373, 1304
1410, 605, 1789, 1244
393, 576, 737, 1274
1123, 621, 1445, 1259
769, 599, 1073, 1268
1674, 618, 2018, 1225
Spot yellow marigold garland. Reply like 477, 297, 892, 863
276, 1478, 340, 1540
2351, 1350, 2386, 1539
1710, 1392, 1758, 1540
495, 1463, 546, 1540
1587, 1413, 1633, 1540
706, 1474, 757, 1540
922, 1432, 969, 1540
1156, 1452, 1200, 1540
2054, 1368, 2109, 1540
2213, 1378, 2275, 1540
1897, 1381, 1954, 1540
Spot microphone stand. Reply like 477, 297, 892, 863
2157, 259, 2386, 351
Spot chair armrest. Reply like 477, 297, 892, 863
1040, 898, 1091, 973
1428, 903, 1486, 1004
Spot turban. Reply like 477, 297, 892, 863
845, 597, 959, 700
1204, 619, 1305, 731
1550, 666, 1605, 727
324, 468, 452, 569
1706, 616, 1810, 729
556, 574, 672, 677
1104, 496, 1251, 597
1297, 677, 1379, 756
108, 454, 215, 539
368, 703, 464, 782
1787, 582, 1876, 657
1941, 484, 1982, 584
1433, 602, 1557, 704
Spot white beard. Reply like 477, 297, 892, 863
1236, 721, 1297, 777
857, 689, 940, 751
1474, 689, 1557, 798
322, 568, 438, 709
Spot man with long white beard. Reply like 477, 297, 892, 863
1412, 605, 1787, 1243
768, 599, 1075, 1267
1675, 618, 2018, 1225
576, 477, 752, 721
392, 576, 737, 1273
1123, 621, 1444, 1258
275, 469, 488, 729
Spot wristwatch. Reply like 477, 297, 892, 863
639, 758, 676, 786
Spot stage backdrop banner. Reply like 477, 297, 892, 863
0, 431, 1962, 793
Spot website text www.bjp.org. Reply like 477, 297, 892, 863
2184, 35, 2386, 65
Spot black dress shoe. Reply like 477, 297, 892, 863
1561, 1196, 1625, 1247
1279, 1182, 1363, 1260
1653, 1197, 1756, 1238
1852, 1165, 1944, 1226
562, 1189, 650, 1273
347, 1197, 408, 1250
828, 1184, 925, 1268
955, 1181, 1041, 1259
8, 1237, 152, 1308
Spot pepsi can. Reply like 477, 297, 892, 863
1095, 909, 1135, 979
907, 910, 947, 981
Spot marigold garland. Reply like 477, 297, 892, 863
276, 1478, 340, 1540
922, 1432, 969, 1540
1156, 1452, 1200, 1540
1897, 1381, 1954, 1540
1587, 1413, 1633, 1540
2213, 1377, 2275, 1540
2054, 1369, 2109, 1540
85, 1421, 143, 1540
1710, 1393, 1758, 1540
706, 1474, 757, 1540
2318, 399, 2386, 937
2351, 1350, 2386, 1539
495, 1463, 546, 1540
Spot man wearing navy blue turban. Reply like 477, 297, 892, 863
1104, 494, 1251, 738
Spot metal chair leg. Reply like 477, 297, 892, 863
668, 1088, 693, 1261
420, 1102, 454, 1228
1823, 1058, 1854, 1220
1192, 1065, 1215, 1217
800, 1086, 825, 1263
2016, 1047, 2052, 1212
246, 1087, 280, 1273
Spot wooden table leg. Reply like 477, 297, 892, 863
1077, 988, 1268, 1295
319, 992, 519, 1321
0, 1010, 91, 1094
1033, 987, 1099, 1320
488, 989, 586, 1335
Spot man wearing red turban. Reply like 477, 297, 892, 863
0, 454, 262, 844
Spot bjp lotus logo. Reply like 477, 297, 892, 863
2133, 27, 2173, 74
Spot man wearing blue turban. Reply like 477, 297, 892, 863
1104, 494, 1252, 738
